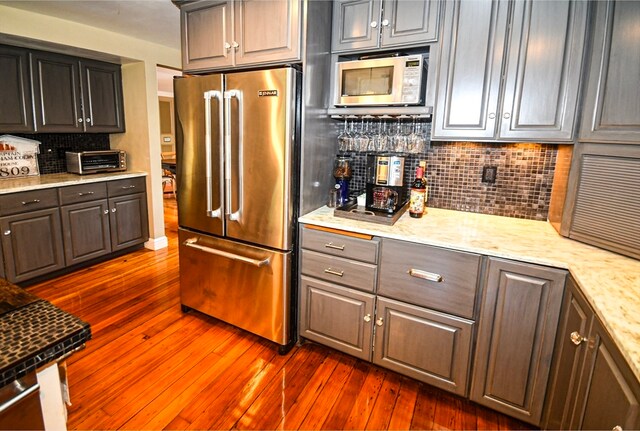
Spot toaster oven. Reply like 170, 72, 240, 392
66, 150, 126, 174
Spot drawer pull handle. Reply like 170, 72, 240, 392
21, 199, 41, 205
363, 314, 371, 323
324, 242, 345, 251
324, 268, 344, 277
570, 331, 586, 345
408, 269, 444, 283
121, 185, 136, 189
78, 191, 95, 196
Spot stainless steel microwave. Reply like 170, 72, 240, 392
66, 150, 126, 174
333, 54, 428, 107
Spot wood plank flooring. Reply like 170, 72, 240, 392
27, 197, 536, 430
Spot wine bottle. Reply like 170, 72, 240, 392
409, 166, 427, 218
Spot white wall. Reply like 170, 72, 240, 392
0, 5, 181, 249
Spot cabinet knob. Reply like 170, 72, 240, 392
86, 117, 92, 124
3, 230, 10, 236
78, 118, 83, 123
381, 19, 390, 27
370, 21, 378, 28
103, 209, 109, 215
363, 314, 371, 323
224, 42, 231, 50
375, 317, 384, 326
570, 331, 586, 345
488, 113, 496, 120
111, 208, 117, 213
612, 426, 623, 431
503, 112, 511, 119
232, 41, 239, 49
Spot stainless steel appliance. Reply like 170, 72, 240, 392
333, 54, 428, 107
66, 150, 126, 174
365, 154, 407, 214
0, 371, 45, 430
174, 68, 300, 352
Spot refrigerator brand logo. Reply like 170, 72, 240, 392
258, 90, 278, 97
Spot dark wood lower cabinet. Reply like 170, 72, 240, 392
470, 258, 566, 426
544, 277, 640, 430
0, 177, 148, 283
61, 199, 112, 265
299, 275, 374, 361
0, 208, 65, 283
108, 193, 149, 251
373, 296, 474, 396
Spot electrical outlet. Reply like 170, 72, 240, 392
482, 166, 497, 184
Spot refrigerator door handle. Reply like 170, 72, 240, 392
183, 237, 271, 267
204, 90, 224, 219
224, 89, 243, 222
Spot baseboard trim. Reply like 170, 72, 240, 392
145, 236, 168, 250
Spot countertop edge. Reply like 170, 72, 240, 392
0, 171, 148, 194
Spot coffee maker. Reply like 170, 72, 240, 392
365, 154, 407, 214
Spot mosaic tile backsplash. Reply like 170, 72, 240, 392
13, 133, 110, 174
337, 126, 557, 221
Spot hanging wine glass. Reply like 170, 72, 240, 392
392, 118, 408, 153
366, 118, 377, 152
337, 117, 350, 153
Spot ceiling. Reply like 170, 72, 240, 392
0, 0, 181, 50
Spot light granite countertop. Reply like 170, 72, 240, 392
0, 171, 147, 194
299, 206, 640, 381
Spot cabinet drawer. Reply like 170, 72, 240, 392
301, 226, 379, 263
0, 189, 59, 216
301, 249, 377, 293
378, 239, 481, 319
107, 177, 146, 197
59, 182, 107, 205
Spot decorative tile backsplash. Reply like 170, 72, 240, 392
13, 134, 110, 174
337, 132, 557, 221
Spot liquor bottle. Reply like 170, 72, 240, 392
409, 166, 427, 218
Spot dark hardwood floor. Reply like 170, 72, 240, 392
27, 196, 536, 430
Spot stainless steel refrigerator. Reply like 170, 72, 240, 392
174, 67, 299, 351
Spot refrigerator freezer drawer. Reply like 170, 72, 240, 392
178, 228, 291, 346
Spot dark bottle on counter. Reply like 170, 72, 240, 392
409, 166, 427, 218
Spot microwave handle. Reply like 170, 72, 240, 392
204, 90, 223, 219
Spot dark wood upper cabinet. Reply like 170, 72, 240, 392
0, 45, 35, 133
80, 59, 125, 132
31, 50, 84, 133
31, 50, 125, 133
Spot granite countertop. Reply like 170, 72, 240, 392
0, 279, 91, 387
299, 206, 640, 381
0, 171, 147, 194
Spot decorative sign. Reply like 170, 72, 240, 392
0, 135, 41, 179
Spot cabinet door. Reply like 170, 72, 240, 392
0, 45, 34, 133
108, 193, 149, 251
61, 200, 111, 266
180, 0, 234, 71
299, 275, 374, 360
234, 0, 301, 66
499, 0, 587, 141
579, 1, 640, 144
543, 277, 591, 430
373, 296, 474, 396
572, 318, 640, 431
80, 60, 125, 133
471, 258, 566, 426
331, 0, 382, 52
31, 51, 83, 133
0, 208, 65, 283
380, 0, 440, 47
432, 0, 509, 140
